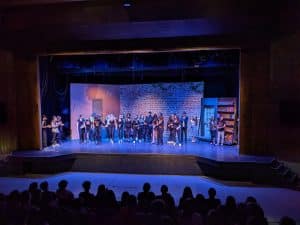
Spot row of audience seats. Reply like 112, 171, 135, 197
0, 180, 296, 225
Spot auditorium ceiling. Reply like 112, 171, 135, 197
0, 0, 298, 53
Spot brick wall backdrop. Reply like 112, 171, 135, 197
120, 82, 204, 140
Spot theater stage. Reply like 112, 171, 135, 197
13, 140, 244, 161
8, 140, 278, 185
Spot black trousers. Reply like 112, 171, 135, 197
42, 129, 48, 148
181, 127, 187, 143
118, 126, 124, 140
176, 128, 181, 144
133, 128, 138, 140
169, 129, 176, 142
157, 128, 164, 145
124, 128, 131, 139
146, 125, 153, 142
107, 125, 115, 139
95, 126, 101, 143
79, 128, 85, 143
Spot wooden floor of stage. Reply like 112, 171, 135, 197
11, 140, 273, 163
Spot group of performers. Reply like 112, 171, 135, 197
76, 111, 198, 146
41, 115, 64, 148
209, 116, 226, 146
41, 112, 229, 148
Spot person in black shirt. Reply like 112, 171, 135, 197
84, 117, 92, 142
106, 114, 116, 143
145, 111, 153, 142
167, 114, 176, 145
41, 115, 50, 148
77, 115, 85, 143
124, 113, 132, 142
94, 115, 103, 144
157, 113, 164, 145
132, 115, 139, 143
173, 114, 181, 146
117, 114, 125, 143
180, 112, 188, 144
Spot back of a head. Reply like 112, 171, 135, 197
183, 186, 193, 199
195, 193, 205, 202
143, 182, 151, 192
121, 191, 130, 205
161, 185, 168, 194
226, 195, 236, 209
40, 181, 49, 192
128, 195, 137, 208
246, 196, 257, 204
280, 216, 296, 225
97, 184, 105, 193
29, 182, 38, 192
58, 180, 68, 190
208, 188, 216, 199
82, 181, 91, 192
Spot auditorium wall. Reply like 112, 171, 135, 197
0, 51, 40, 153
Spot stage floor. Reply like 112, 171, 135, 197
11, 140, 273, 163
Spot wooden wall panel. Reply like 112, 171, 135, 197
15, 55, 41, 150
239, 47, 274, 156
0, 50, 17, 154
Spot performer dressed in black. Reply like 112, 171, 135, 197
106, 114, 116, 143
145, 111, 153, 142
132, 115, 139, 143
138, 114, 145, 142
157, 113, 164, 145
117, 114, 125, 143
94, 115, 103, 144
41, 115, 50, 148
124, 113, 132, 141
173, 114, 181, 145
84, 118, 92, 142
180, 112, 188, 144
77, 115, 85, 143
167, 114, 176, 145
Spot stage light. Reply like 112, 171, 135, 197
123, 0, 131, 7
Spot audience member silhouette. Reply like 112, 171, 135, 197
120, 191, 130, 207
28, 182, 41, 207
137, 182, 155, 212
56, 179, 74, 207
0, 181, 296, 225
156, 185, 175, 215
95, 184, 106, 208
178, 186, 194, 209
206, 188, 221, 211
79, 180, 95, 208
